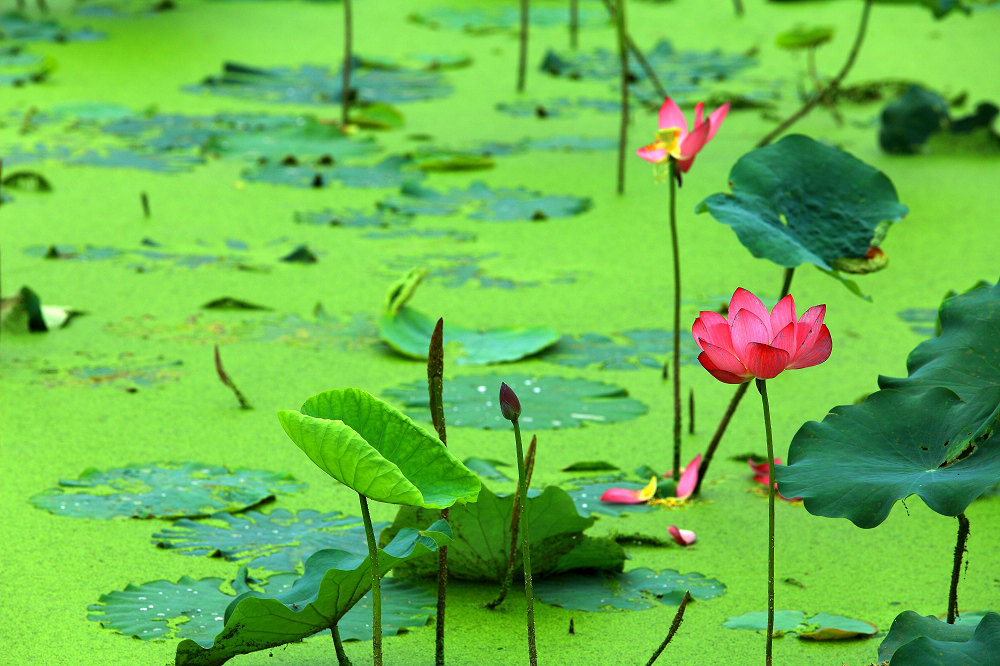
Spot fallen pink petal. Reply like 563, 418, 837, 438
668, 525, 697, 546
600, 477, 657, 504
675, 454, 702, 500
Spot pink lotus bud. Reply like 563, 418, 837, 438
499, 382, 521, 421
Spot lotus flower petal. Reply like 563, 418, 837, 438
658, 97, 688, 134
728, 288, 773, 336
698, 339, 749, 378
730, 309, 770, 359
770, 295, 797, 335
787, 324, 832, 370
636, 144, 667, 164
692, 310, 734, 353
668, 525, 697, 546
770, 321, 798, 357
706, 103, 731, 142
676, 454, 702, 499
743, 343, 790, 379
600, 476, 657, 504
697, 352, 749, 384
676, 120, 711, 172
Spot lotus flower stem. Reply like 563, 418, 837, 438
693, 268, 795, 496
569, 0, 579, 49
214, 345, 252, 410
755, 378, 776, 666
428, 318, 449, 666
341, 0, 353, 127
947, 512, 970, 624
756, 0, 873, 148
332, 626, 353, 666
358, 494, 383, 666
667, 158, 682, 482
512, 417, 539, 666
486, 434, 537, 610
517, 0, 529, 92
688, 389, 695, 435
644, 591, 691, 666
732, 0, 744, 16
598, 0, 666, 99
615, 0, 628, 195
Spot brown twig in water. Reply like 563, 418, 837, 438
485, 434, 537, 610
214, 345, 251, 410
645, 591, 692, 665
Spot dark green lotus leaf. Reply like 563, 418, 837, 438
30, 462, 304, 519
0, 11, 105, 42
151, 509, 388, 572
68, 148, 204, 173
565, 479, 657, 517
697, 134, 908, 299
295, 206, 412, 229
409, 6, 608, 33
873, 0, 971, 19
1, 285, 81, 332
379, 485, 625, 580
379, 180, 592, 221
380, 306, 559, 365
174, 520, 451, 665
90, 570, 432, 646
724, 610, 877, 640
879, 279, 1000, 402
384, 373, 649, 430
541, 329, 700, 371
244, 155, 422, 189
777, 386, 1000, 528
880, 86, 951, 154
775, 25, 835, 49
188, 61, 451, 105
204, 118, 379, 160
0, 45, 50, 85
462, 457, 512, 482
878, 611, 1000, 664
535, 568, 726, 612
1, 169, 52, 192
278, 388, 481, 508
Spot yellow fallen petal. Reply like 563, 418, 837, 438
637, 476, 658, 501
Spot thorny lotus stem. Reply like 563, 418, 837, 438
513, 418, 539, 666
615, 0, 628, 195
517, 0, 529, 92
486, 435, 536, 610
359, 495, 383, 666
341, 0, 353, 127
598, 0, 667, 100
756, 0, 873, 148
644, 591, 692, 666
756, 379, 776, 666
667, 158, 682, 482
569, 0, 579, 49
947, 512, 970, 624
428, 318, 449, 665
332, 626, 353, 666
693, 268, 795, 495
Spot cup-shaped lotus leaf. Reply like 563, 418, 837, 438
697, 134, 908, 299
278, 388, 480, 509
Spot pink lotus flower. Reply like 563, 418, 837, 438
636, 97, 730, 177
749, 458, 801, 502
668, 525, 697, 546
692, 288, 832, 384
600, 476, 657, 504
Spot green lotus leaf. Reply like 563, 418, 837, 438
697, 134, 908, 299
534, 568, 726, 612
378, 485, 625, 580
278, 388, 480, 508
724, 610, 877, 640
879, 279, 1000, 402
777, 386, 1000, 528
878, 611, 1000, 664
174, 520, 452, 666
774, 25, 835, 50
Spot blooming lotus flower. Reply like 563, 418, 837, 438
668, 525, 697, 546
692, 288, 832, 384
749, 458, 801, 502
636, 97, 730, 180
600, 476, 657, 504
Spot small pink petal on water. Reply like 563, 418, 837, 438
668, 525, 697, 546
600, 477, 657, 504
676, 454, 702, 499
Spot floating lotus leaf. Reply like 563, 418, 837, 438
204, 118, 380, 160
383, 373, 649, 430
462, 457, 512, 482
534, 568, 726, 612
243, 155, 421, 189
0, 11, 105, 42
151, 509, 388, 572
777, 386, 1000, 528
724, 610, 877, 640
878, 611, 1000, 664
541, 329, 700, 371
565, 479, 656, 518
30, 462, 304, 519
379, 180, 591, 221
174, 520, 451, 665
409, 6, 608, 33
379, 485, 625, 580
774, 25, 835, 49
278, 388, 480, 508
697, 134, 908, 299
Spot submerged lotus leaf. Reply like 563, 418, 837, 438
278, 388, 481, 508
541, 329, 700, 371
243, 155, 422, 189
204, 118, 379, 160
878, 611, 1000, 664
0, 11, 105, 42
697, 134, 908, 299
534, 568, 726, 612
379, 180, 591, 221
409, 6, 608, 33
174, 521, 451, 665
151, 509, 388, 572
30, 462, 304, 519
777, 386, 1000, 528
565, 479, 657, 518
379, 485, 625, 580
724, 610, 877, 640
383, 373, 649, 430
